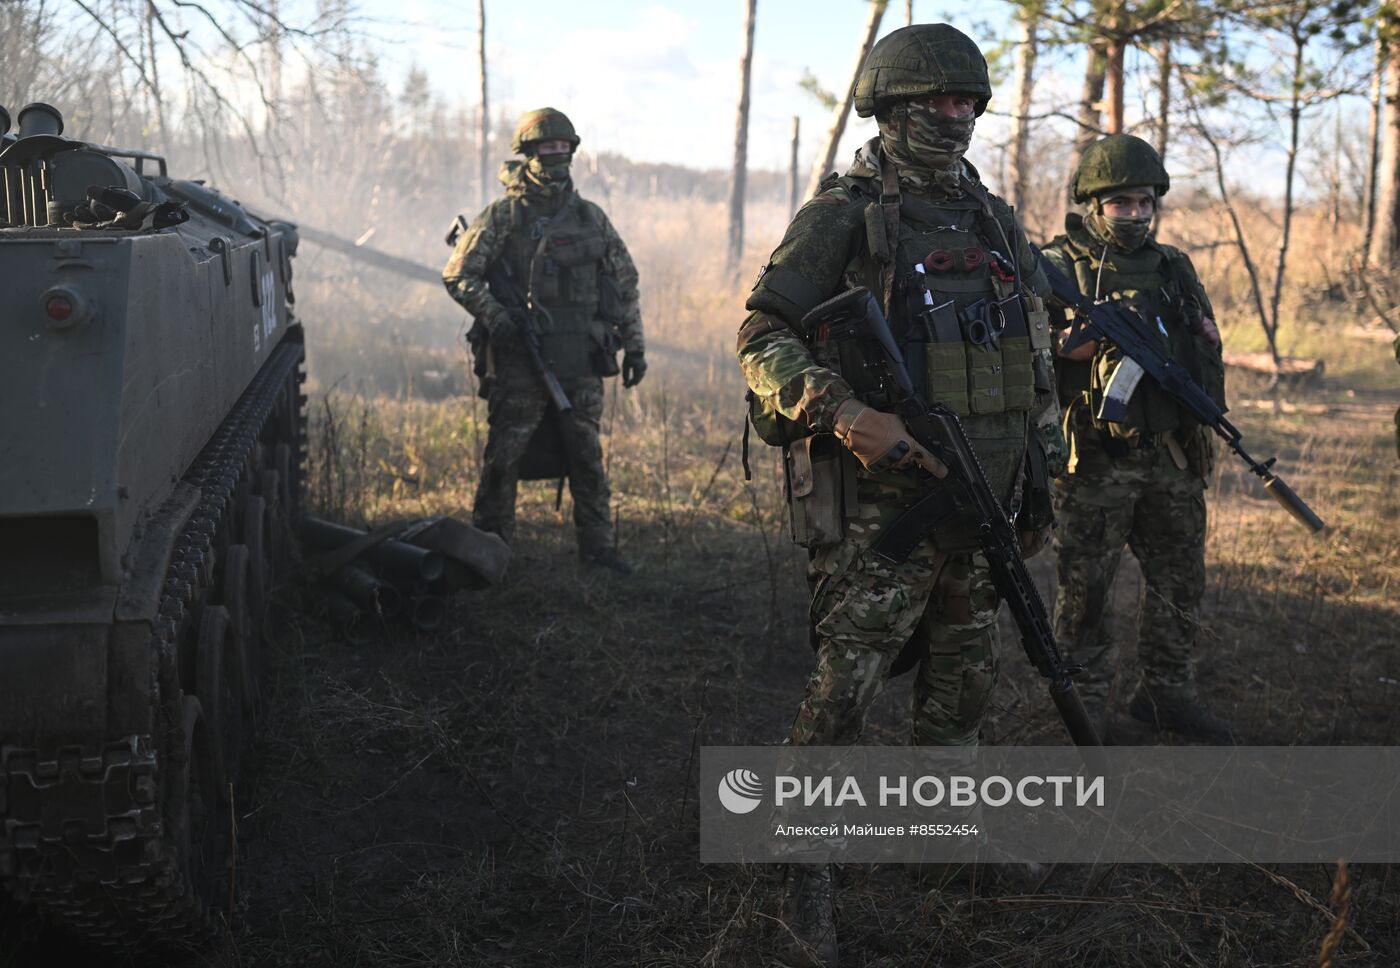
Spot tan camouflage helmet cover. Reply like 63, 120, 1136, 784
510, 107, 581, 155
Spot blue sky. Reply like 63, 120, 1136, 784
358, 0, 1027, 173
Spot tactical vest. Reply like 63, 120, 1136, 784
1049, 221, 1223, 445
496, 193, 614, 380
811, 173, 1050, 505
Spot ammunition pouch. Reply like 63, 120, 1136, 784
785, 434, 857, 549
1180, 424, 1215, 479
465, 316, 492, 399
1016, 432, 1055, 533
589, 319, 622, 377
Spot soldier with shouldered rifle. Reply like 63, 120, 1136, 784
443, 108, 646, 573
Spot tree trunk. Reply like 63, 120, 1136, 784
1007, 2, 1040, 214
1066, 40, 1107, 205
1103, 24, 1126, 134
1364, 30, 1389, 264
1265, 30, 1306, 371
1155, 38, 1170, 161
789, 115, 801, 215
906, 0, 913, 25
477, 0, 490, 210
804, 0, 888, 202
1191, 91, 1274, 367
727, 0, 758, 273
144, 0, 168, 151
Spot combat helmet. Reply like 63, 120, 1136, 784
511, 107, 580, 155
853, 24, 992, 119
1072, 134, 1170, 202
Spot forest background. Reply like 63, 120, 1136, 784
3, 0, 1400, 965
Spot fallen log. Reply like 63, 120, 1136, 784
1223, 352, 1325, 385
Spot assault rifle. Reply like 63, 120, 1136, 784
1036, 251, 1325, 534
447, 214, 571, 413
801, 288, 1102, 750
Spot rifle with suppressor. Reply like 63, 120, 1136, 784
1037, 249, 1324, 534
446, 214, 571, 413
801, 287, 1102, 750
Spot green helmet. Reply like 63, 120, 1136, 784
1072, 135, 1170, 203
510, 107, 580, 155
853, 24, 992, 119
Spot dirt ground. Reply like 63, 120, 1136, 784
205, 369, 1397, 966
3, 347, 1397, 968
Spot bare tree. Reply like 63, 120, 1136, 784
789, 115, 801, 215
1155, 38, 1171, 159
1066, 40, 1107, 203
1007, 0, 1041, 213
1363, 31, 1385, 262
727, 0, 758, 273
1103, 0, 1128, 134
804, 0, 887, 201
1371, 0, 1400, 266
478, 0, 490, 210
1183, 80, 1278, 367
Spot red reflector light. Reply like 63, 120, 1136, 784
45, 295, 74, 321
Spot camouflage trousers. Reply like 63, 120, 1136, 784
789, 478, 1002, 748
1051, 431, 1208, 703
472, 377, 613, 552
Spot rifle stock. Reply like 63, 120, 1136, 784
801, 288, 1102, 751
1036, 249, 1325, 535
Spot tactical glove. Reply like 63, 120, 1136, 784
832, 399, 947, 477
622, 350, 647, 388
491, 308, 528, 341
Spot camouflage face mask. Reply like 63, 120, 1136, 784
524, 152, 572, 192
878, 102, 975, 195
1092, 211, 1153, 251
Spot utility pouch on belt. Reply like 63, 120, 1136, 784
786, 434, 856, 548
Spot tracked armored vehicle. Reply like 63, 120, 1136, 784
0, 103, 303, 949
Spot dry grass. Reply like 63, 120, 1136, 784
180, 194, 1400, 968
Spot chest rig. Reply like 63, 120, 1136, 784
496, 192, 610, 379
815, 162, 1050, 505
1052, 220, 1216, 444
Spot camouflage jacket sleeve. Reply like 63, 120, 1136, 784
588, 202, 645, 355
441, 201, 512, 332
737, 188, 866, 434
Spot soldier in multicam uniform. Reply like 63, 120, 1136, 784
443, 108, 646, 573
737, 25, 1061, 967
1040, 135, 1232, 742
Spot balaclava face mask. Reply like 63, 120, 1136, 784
878, 100, 975, 196
1088, 187, 1156, 251
524, 150, 573, 196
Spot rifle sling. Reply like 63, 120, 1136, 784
527, 191, 580, 316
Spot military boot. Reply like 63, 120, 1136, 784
580, 545, 634, 575
1127, 686, 1235, 744
779, 864, 838, 968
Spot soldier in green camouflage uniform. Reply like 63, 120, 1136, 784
737, 25, 1060, 966
1041, 135, 1232, 741
443, 108, 646, 573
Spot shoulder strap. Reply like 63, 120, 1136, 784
961, 175, 1023, 289
878, 155, 901, 315
526, 192, 579, 306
